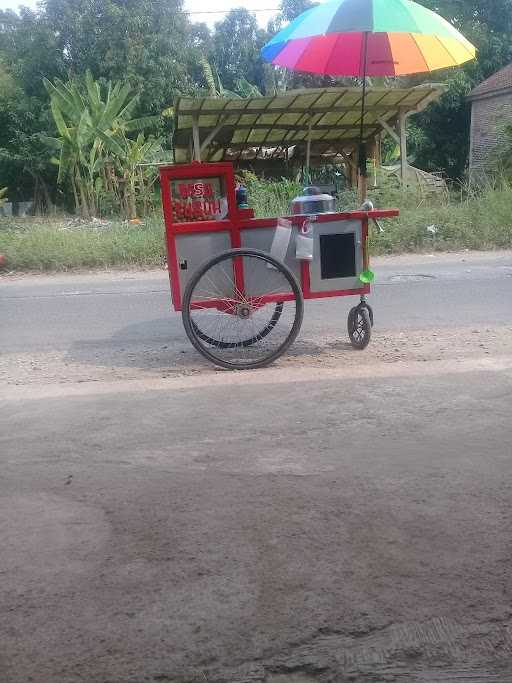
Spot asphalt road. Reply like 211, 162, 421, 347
3, 251, 512, 355
2, 252, 512, 683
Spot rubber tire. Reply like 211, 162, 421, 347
191, 302, 284, 349
348, 306, 372, 350
182, 248, 304, 370
364, 303, 374, 327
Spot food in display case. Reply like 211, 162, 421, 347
170, 177, 228, 223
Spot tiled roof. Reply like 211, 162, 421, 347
468, 63, 512, 100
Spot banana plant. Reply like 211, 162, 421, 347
198, 56, 262, 99
99, 130, 163, 219
44, 71, 160, 217
233, 78, 263, 98
199, 56, 240, 98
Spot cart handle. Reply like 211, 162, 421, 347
360, 200, 390, 234
372, 217, 385, 234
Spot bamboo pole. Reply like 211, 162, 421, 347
399, 107, 407, 185
192, 115, 201, 162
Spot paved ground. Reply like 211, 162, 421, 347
2, 251, 512, 683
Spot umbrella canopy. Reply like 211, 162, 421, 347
261, 0, 476, 77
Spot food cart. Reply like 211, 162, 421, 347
160, 160, 398, 370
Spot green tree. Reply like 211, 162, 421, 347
0, 8, 64, 206
212, 9, 266, 93
42, 0, 196, 114
408, 70, 473, 178
280, 0, 317, 22
422, 1, 512, 34
422, 0, 512, 79
0, 8, 64, 97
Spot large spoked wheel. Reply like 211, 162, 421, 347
348, 305, 372, 350
182, 248, 304, 370
191, 301, 284, 348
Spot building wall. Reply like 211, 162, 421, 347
470, 90, 512, 174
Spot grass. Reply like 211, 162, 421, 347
1, 173, 511, 271
0, 216, 167, 271
242, 171, 302, 218
366, 175, 512, 254
244, 172, 512, 254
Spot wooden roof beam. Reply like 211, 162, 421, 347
199, 116, 228, 155
219, 123, 383, 132
377, 116, 400, 144
179, 103, 430, 117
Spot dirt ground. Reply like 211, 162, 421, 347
2, 321, 512, 390
2, 253, 512, 683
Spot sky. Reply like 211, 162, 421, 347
0, 0, 281, 28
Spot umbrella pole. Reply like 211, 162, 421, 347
358, 31, 369, 203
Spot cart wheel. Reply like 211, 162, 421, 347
348, 306, 372, 349
182, 248, 303, 370
363, 302, 374, 327
191, 301, 284, 348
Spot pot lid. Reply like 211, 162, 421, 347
292, 186, 334, 203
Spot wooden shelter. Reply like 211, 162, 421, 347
172, 84, 445, 187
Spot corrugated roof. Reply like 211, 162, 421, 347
468, 63, 512, 100
173, 85, 445, 162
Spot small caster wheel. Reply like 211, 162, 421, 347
361, 302, 374, 326
348, 306, 371, 349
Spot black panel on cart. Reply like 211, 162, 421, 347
319, 233, 356, 280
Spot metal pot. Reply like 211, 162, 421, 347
290, 186, 335, 215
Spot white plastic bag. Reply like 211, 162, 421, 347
295, 218, 314, 260
268, 217, 293, 268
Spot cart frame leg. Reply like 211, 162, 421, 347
358, 294, 374, 327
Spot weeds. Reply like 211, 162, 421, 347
0, 216, 166, 271
368, 175, 512, 254
1, 173, 511, 272
240, 171, 301, 218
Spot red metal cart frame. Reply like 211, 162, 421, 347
160, 161, 399, 369
160, 162, 398, 310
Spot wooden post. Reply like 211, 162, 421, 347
340, 149, 356, 189
305, 118, 312, 185
399, 107, 407, 185
358, 173, 368, 204
192, 114, 201, 162
373, 134, 380, 187
375, 133, 381, 169
351, 151, 358, 188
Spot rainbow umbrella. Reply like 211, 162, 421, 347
261, 0, 476, 178
261, 0, 475, 77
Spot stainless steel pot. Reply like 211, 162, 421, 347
290, 186, 335, 215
